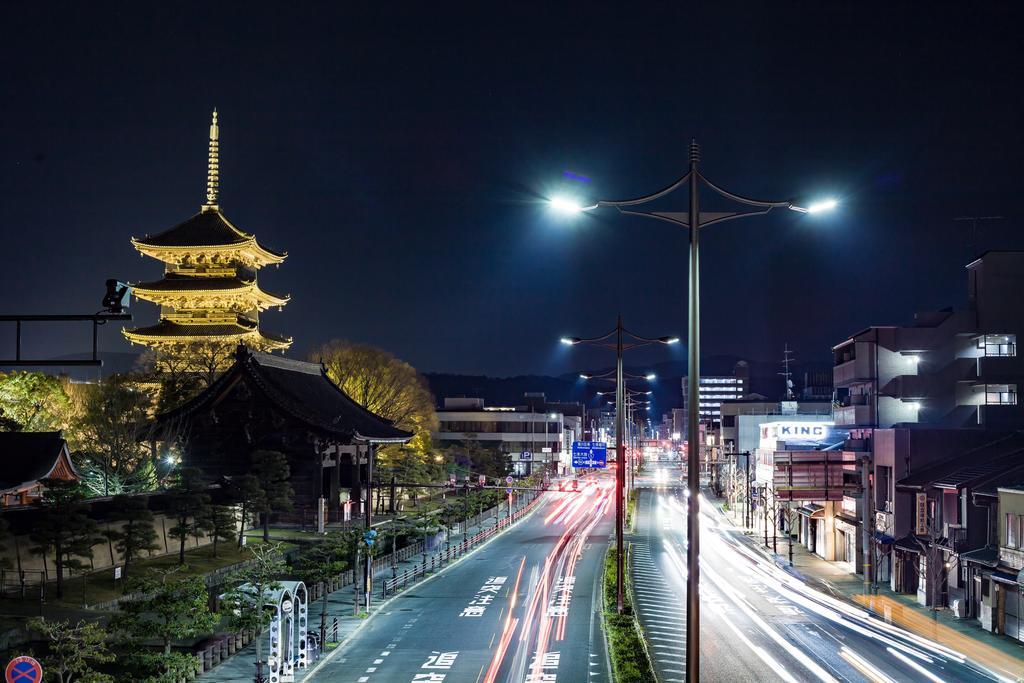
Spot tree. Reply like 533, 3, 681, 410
310, 341, 438, 472
26, 617, 114, 683
0, 371, 74, 433
203, 505, 237, 558
138, 342, 237, 413
74, 375, 155, 496
111, 568, 217, 679
228, 474, 266, 548
445, 441, 510, 479
166, 468, 211, 565
30, 479, 102, 599
252, 450, 294, 542
105, 495, 159, 578
222, 542, 287, 681
293, 534, 348, 647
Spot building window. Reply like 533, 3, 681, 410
1007, 513, 1019, 548
979, 334, 1016, 357
985, 384, 1017, 405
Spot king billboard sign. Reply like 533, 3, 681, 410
759, 421, 835, 449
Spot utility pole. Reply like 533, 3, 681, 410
861, 455, 872, 595
788, 454, 796, 565
364, 442, 374, 613
744, 453, 751, 528
780, 343, 795, 399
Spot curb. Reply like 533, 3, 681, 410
304, 494, 545, 681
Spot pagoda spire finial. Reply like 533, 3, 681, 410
202, 108, 220, 212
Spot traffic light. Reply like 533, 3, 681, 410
363, 529, 378, 547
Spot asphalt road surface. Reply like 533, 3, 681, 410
312, 476, 614, 683
633, 465, 1008, 682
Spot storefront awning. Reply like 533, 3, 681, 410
872, 531, 895, 544
893, 534, 924, 553
960, 546, 999, 568
990, 569, 1020, 586
797, 504, 825, 518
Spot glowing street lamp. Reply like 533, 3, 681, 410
548, 142, 837, 682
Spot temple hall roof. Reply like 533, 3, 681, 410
0, 431, 80, 491
157, 346, 412, 443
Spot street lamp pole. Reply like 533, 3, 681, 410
564, 324, 676, 615
615, 315, 626, 614
685, 142, 701, 675
550, 143, 836, 683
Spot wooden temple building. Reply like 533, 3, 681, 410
150, 346, 412, 512
124, 110, 291, 364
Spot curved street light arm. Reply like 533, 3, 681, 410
697, 172, 793, 209
596, 171, 694, 208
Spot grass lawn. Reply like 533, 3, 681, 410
35, 539, 291, 610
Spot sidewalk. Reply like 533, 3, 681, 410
712, 497, 1024, 680
200, 493, 541, 682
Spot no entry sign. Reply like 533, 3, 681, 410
5, 657, 42, 683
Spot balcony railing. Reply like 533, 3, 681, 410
833, 404, 874, 427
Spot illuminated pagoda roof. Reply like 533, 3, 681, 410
124, 317, 291, 349
157, 346, 413, 443
132, 274, 289, 309
131, 209, 286, 267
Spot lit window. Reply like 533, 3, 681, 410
980, 334, 1016, 357
1007, 513, 1018, 548
985, 384, 1017, 405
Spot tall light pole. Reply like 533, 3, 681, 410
551, 142, 836, 681
563, 319, 677, 614
596, 386, 652, 502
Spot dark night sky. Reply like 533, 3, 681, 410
2, 2, 1023, 382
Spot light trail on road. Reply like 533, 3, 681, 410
640, 479, 1012, 682
485, 478, 613, 682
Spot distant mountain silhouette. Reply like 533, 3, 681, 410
425, 354, 833, 415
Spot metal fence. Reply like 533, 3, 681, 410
381, 494, 540, 598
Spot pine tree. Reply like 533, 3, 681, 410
26, 617, 114, 683
223, 543, 287, 679
204, 505, 237, 558
228, 473, 266, 548
111, 568, 217, 678
30, 479, 102, 599
252, 450, 294, 541
166, 468, 211, 565
293, 533, 348, 646
105, 494, 159, 577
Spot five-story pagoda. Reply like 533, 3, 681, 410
124, 111, 291, 364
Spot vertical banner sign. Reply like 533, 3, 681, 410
914, 493, 928, 536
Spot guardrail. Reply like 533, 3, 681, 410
381, 494, 541, 599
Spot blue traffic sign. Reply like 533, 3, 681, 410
571, 441, 608, 468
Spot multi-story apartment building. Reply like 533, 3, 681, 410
434, 394, 583, 476
682, 360, 749, 437
833, 252, 1024, 431
830, 251, 1024, 605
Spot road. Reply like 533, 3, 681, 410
312, 477, 614, 683
631, 464, 1008, 682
